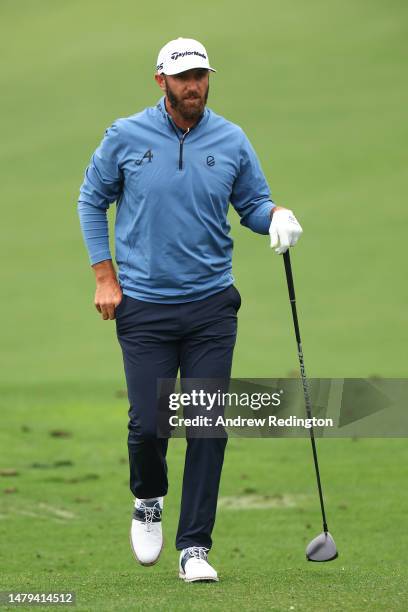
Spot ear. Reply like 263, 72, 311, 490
155, 74, 166, 93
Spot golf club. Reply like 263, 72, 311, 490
282, 250, 338, 562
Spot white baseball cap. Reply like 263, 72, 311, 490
156, 37, 216, 75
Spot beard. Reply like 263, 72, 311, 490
165, 78, 209, 122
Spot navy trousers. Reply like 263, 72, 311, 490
115, 284, 241, 550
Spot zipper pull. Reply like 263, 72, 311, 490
180, 127, 190, 143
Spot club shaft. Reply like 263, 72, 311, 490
283, 250, 328, 533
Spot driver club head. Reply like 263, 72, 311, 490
306, 531, 338, 562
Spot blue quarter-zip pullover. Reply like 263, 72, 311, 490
78, 97, 275, 303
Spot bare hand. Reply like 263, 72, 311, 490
92, 260, 122, 320
94, 279, 122, 320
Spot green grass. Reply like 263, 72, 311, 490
1, 0, 407, 384
0, 0, 407, 609
1, 387, 408, 610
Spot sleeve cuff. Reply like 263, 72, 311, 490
89, 251, 112, 266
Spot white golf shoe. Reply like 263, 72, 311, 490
179, 547, 218, 582
130, 498, 163, 566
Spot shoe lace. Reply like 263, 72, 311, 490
139, 501, 161, 532
185, 546, 209, 561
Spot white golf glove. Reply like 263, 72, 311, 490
269, 208, 303, 254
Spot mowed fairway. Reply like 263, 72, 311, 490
1, 0, 407, 610
1, 389, 408, 610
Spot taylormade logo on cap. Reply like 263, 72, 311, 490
156, 37, 216, 76
170, 50, 207, 61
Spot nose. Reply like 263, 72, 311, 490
184, 79, 200, 94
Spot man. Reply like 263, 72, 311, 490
77, 37, 302, 582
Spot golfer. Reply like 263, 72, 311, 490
77, 37, 302, 582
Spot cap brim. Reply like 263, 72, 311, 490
162, 61, 216, 76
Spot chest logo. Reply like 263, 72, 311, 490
135, 150, 153, 165
206, 155, 215, 167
